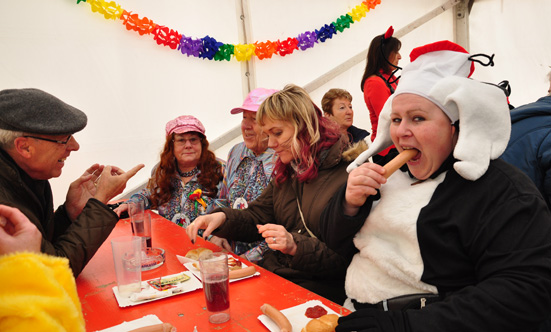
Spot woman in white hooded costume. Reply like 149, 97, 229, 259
320, 41, 551, 332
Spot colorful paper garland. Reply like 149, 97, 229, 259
77, 0, 382, 62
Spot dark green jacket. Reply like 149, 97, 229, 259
0, 149, 118, 276
215, 136, 350, 281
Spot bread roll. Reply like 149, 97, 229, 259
185, 247, 213, 260
301, 314, 339, 332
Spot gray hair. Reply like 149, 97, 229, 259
0, 128, 24, 149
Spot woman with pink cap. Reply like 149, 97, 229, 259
321, 41, 551, 331
119, 115, 224, 228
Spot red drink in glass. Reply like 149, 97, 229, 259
203, 274, 229, 312
200, 252, 230, 324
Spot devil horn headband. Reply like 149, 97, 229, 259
383, 26, 394, 41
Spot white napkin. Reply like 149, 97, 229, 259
95, 314, 163, 332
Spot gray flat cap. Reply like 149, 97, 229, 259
0, 88, 87, 135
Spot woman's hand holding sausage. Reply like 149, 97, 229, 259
344, 163, 386, 216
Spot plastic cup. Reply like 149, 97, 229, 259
199, 252, 230, 324
128, 199, 144, 224
129, 200, 151, 248
111, 236, 142, 297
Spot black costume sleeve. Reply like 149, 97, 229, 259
320, 149, 407, 260
319, 183, 374, 260
319, 152, 398, 260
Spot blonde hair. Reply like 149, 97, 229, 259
257, 84, 340, 183
258, 84, 321, 162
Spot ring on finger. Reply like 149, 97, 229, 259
272, 237, 276, 243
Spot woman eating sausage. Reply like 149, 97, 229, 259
321, 41, 551, 331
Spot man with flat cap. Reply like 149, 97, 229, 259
0, 88, 144, 276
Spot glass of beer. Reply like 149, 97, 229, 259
199, 252, 230, 324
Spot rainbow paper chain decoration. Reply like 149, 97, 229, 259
77, 0, 381, 62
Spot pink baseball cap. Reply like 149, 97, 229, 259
165, 115, 206, 137
230, 88, 279, 114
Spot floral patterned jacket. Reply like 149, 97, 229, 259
131, 160, 225, 228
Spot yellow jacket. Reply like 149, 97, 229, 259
0, 252, 85, 331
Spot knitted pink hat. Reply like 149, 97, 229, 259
230, 88, 279, 114
165, 115, 205, 137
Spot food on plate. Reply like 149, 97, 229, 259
147, 273, 190, 291
191, 254, 244, 272
228, 255, 243, 271
301, 314, 339, 332
305, 305, 328, 318
185, 247, 213, 260
229, 265, 256, 279
383, 148, 418, 179
128, 322, 175, 332
260, 303, 292, 332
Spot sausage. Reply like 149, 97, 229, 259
383, 149, 417, 178
261, 303, 292, 332
128, 323, 175, 332
229, 265, 256, 279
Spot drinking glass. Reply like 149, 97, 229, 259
128, 200, 151, 248
111, 236, 142, 297
199, 252, 230, 324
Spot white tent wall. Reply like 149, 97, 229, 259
470, 0, 551, 107
0, 0, 549, 207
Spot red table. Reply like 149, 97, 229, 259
76, 211, 349, 331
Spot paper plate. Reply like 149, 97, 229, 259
112, 271, 202, 307
258, 300, 340, 332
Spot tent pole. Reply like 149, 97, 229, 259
209, 0, 464, 152
236, 0, 257, 98
453, 0, 470, 51
303, 0, 462, 93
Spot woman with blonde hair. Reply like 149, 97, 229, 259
187, 84, 351, 304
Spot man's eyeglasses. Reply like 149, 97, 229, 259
23, 135, 73, 145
